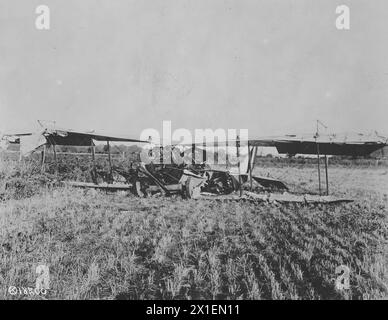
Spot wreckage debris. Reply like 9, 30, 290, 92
64, 166, 352, 204
243, 191, 353, 204
195, 191, 353, 204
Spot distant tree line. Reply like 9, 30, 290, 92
56, 144, 142, 154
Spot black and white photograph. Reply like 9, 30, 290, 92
0, 0, 387, 306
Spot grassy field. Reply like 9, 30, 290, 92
0, 158, 387, 300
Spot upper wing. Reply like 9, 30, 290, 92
170, 132, 387, 156
42, 128, 149, 146
250, 133, 388, 156
2, 127, 149, 155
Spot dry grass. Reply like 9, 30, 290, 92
254, 165, 388, 200
0, 159, 387, 300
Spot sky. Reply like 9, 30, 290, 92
0, 0, 387, 139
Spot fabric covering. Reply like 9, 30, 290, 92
20, 131, 47, 156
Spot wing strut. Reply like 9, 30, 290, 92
91, 140, 97, 184
236, 135, 242, 196
316, 142, 321, 195
192, 143, 195, 165
248, 145, 258, 191
41, 145, 46, 173
316, 120, 322, 195
107, 140, 113, 182
324, 154, 329, 195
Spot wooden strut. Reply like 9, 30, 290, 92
252, 146, 258, 170
324, 154, 329, 195
315, 119, 327, 196
41, 144, 46, 173
91, 141, 97, 184
248, 145, 253, 191
225, 139, 229, 169
248, 145, 258, 191
140, 165, 170, 195
236, 135, 242, 197
202, 139, 207, 164
316, 142, 321, 196
107, 140, 113, 182
192, 143, 195, 165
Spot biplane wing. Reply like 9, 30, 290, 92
2, 128, 148, 144
41, 127, 149, 146
173, 132, 387, 156
248, 132, 388, 156
1, 127, 149, 155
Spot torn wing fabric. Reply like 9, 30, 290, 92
20, 132, 46, 156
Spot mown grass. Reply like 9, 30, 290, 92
0, 159, 387, 300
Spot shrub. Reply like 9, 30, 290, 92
0, 159, 56, 200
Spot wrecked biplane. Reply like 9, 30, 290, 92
1, 124, 387, 204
